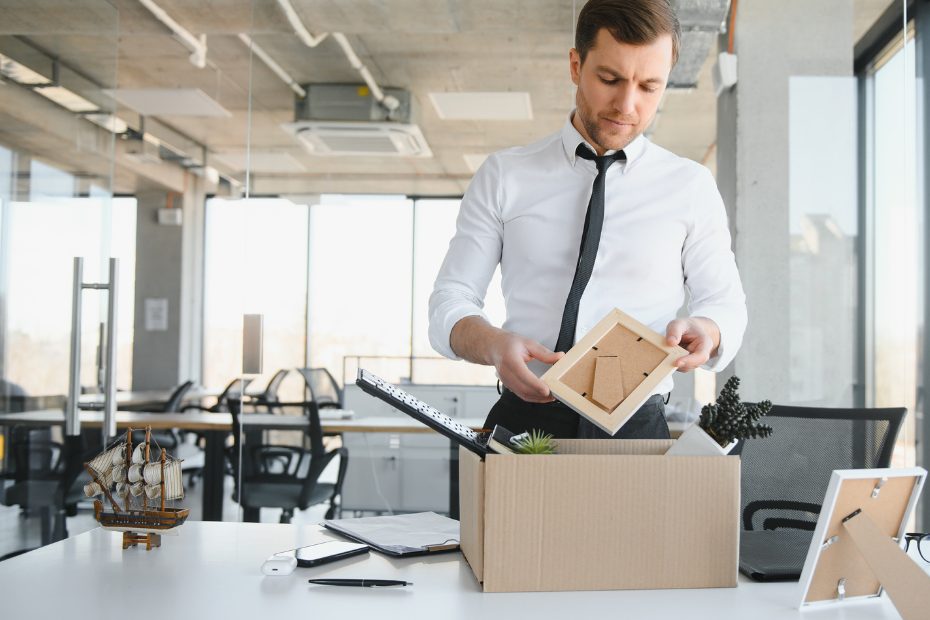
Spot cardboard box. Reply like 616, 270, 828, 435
459, 439, 740, 592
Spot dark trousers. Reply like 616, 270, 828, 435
484, 390, 670, 440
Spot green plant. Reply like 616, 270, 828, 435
514, 429, 557, 455
698, 376, 773, 448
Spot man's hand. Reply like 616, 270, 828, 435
665, 317, 721, 372
488, 333, 563, 403
450, 316, 563, 403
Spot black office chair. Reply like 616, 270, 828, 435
229, 398, 349, 523
180, 377, 254, 487
1, 429, 89, 549
248, 369, 289, 415
736, 405, 905, 532
127, 380, 195, 450
296, 368, 343, 409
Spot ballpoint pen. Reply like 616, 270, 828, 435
308, 579, 412, 588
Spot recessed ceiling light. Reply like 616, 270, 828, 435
428, 92, 533, 121
0, 54, 50, 85
463, 153, 489, 172
103, 88, 231, 117
35, 86, 98, 112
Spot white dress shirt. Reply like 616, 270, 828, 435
428, 113, 747, 396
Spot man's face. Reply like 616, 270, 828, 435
570, 29, 673, 154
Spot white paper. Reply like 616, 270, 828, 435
144, 298, 168, 331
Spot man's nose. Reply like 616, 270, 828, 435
612, 84, 637, 116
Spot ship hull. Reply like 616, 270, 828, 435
96, 507, 190, 533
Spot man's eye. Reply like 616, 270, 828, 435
600, 77, 618, 85
642, 87, 657, 93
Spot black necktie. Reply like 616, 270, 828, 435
554, 144, 626, 353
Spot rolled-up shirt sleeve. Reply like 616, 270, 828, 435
682, 168, 747, 372
428, 155, 504, 360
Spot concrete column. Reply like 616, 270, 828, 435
131, 189, 183, 390
716, 0, 854, 404
131, 176, 206, 390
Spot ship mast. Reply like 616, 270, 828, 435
160, 448, 166, 512
143, 427, 151, 513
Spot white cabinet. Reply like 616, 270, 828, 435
340, 384, 498, 513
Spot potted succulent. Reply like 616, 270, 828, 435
513, 429, 558, 455
666, 376, 772, 456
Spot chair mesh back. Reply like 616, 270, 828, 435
738, 406, 904, 531
298, 368, 342, 407
163, 380, 194, 413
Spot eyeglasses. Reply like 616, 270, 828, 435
903, 532, 929, 562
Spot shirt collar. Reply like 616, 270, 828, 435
561, 110, 648, 172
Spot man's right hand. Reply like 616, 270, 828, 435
450, 316, 563, 403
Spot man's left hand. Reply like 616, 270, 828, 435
665, 317, 721, 372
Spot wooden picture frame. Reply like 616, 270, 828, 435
798, 467, 928, 618
541, 308, 687, 436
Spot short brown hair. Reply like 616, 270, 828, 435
575, 0, 681, 66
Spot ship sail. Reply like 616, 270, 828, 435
144, 484, 161, 499
111, 464, 126, 483
141, 460, 184, 501
83, 442, 125, 497
130, 482, 144, 497
131, 443, 145, 465
128, 464, 143, 483
115, 482, 129, 498
87, 443, 125, 480
164, 460, 184, 501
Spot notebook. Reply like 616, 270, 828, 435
739, 529, 814, 581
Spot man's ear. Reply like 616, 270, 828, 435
569, 48, 581, 86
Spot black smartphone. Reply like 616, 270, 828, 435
295, 541, 369, 567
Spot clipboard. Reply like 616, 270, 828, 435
322, 511, 460, 557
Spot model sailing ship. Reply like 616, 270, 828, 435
83, 426, 189, 550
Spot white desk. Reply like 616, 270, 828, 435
0, 521, 919, 619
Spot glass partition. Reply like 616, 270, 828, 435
0, 0, 121, 557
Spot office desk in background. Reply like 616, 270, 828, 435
0, 521, 919, 619
0, 410, 686, 521
0, 410, 472, 520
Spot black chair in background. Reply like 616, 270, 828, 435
248, 369, 289, 415
125, 380, 194, 450
296, 368, 343, 409
183, 377, 254, 415
736, 405, 905, 532
1, 429, 89, 553
180, 377, 254, 487
229, 396, 349, 523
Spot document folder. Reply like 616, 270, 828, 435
323, 511, 460, 557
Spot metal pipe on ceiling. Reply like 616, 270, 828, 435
237, 33, 307, 98
138, 0, 207, 69
276, 0, 328, 47
274, 0, 398, 111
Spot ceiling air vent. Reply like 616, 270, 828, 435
282, 121, 431, 158
282, 84, 432, 158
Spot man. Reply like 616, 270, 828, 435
428, 0, 746, 440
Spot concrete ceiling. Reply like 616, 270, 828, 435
0, 0, 902, 196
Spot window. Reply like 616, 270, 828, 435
2, 157, 136, 396
202, 198, 309, 400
